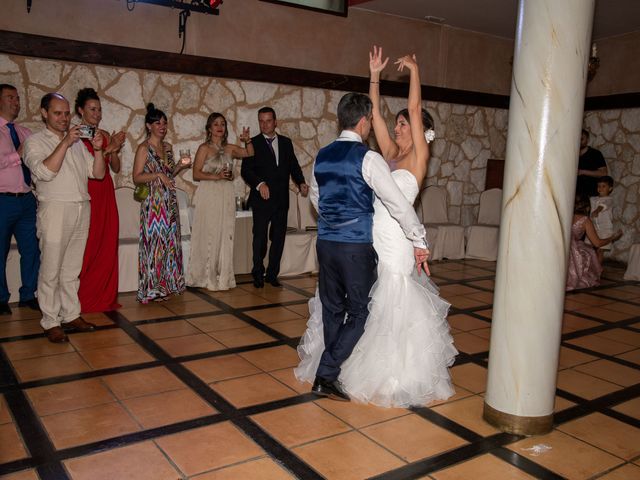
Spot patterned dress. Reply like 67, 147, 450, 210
137, 144, 185, 303
566, 215, 602, 291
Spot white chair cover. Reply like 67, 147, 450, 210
6, 237, 20, 303
115, 187, 140, 239
115, 187, 140, 292
465, 188, 503, 261
280, 231, 318, 276
298, 193, 318, 230
175, 189, 191, 280
175, 189, 191, 238
418, 186, 465, 261
624, 244, 640, 280
279, 187, 318, 276
420, 186, 449, 224
287, 189, 299, 230
477, 188, 503, 225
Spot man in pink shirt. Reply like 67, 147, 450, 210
0, 84, 39, 316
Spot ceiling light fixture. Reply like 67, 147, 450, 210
124, 0, 223, 54
587, 43, 600, 82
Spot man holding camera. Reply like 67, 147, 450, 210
24, 93, 106, 343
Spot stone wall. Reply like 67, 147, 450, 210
584, 109, 640, 259
1, 53, 637, 262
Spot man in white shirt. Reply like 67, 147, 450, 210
24, 93, 106, 343
309, 92, 428, 401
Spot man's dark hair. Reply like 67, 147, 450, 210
40, 92, 66, 111
597, 175, 614, 188
258, 106, 276, 120
0, 84, 17, 96
581, 129, 589, 139
40, 93, 66, 123
337, 93, 372, 131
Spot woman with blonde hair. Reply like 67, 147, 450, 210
188, 113, 253, 291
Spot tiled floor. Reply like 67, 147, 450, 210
1, 260, 639, 479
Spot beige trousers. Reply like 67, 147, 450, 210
36, 201, 90, 330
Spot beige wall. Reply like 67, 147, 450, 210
586, 31, 640, 96
2, 0, 513, 94
2, 51, 637, 262
4, 1, 638, 96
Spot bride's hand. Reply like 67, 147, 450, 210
395, 54, 418, 73
369, 45, 389, 76
414, 247, 431, 276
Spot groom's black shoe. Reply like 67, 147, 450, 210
311, 377, 350, 402
252, 277, 264, 288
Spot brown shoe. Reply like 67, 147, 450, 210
64, 317, 96, 332
44, 326, 68, 343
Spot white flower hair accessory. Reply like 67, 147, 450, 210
425, 128, 436, 144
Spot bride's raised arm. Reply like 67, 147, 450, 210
369, 46, 399, 161
396, 54, 429, 166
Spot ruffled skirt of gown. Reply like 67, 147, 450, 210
294, 264, 457, 408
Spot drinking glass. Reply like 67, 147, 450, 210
179, 149, 191, 166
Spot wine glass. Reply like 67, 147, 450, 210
223, 160, 233, 180
179, 149, 191, 167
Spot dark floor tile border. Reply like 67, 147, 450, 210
368, 432, 563, 480
0, 322, 119, 344
232, 416, 324, 480
561, 317, 640, 341
188, 287, 304, 345
105, 309, 324, 478
0, 360, 163, 394
0, 348, 69, 479
560, 341, 640, 371
410, 406, 483, 443
491, 447, 566, 480
554, 383, 640, 425
1, 270, 638, 480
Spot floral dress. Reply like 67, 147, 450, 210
566, 215, 602, 291
137, 144, 185, 302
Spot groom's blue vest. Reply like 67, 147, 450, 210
314, 140, 374, 243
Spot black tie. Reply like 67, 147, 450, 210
7, 122, 31, 186
266, 136, 276, 157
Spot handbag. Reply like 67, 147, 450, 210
133, 183, 149, 202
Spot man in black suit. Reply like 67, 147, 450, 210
241, 107, 308, 288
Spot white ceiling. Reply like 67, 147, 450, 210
351, 0, 640, 40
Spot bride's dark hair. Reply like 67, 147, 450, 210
396, 108, 434, 131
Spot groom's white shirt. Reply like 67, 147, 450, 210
310, 130, 426, 249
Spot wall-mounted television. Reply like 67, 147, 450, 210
261, 0, 348, 17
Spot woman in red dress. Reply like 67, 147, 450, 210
75, 88, 125, 312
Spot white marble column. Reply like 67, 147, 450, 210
483, 0, 595, 435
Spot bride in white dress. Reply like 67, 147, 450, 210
295, 47, 457, 408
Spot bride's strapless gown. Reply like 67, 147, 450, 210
294, 169, 458, 408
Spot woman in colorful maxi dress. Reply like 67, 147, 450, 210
132, 103, 191, 303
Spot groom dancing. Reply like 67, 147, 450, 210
309, 92, 429, 401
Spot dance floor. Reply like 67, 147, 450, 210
1, 260, 639, 479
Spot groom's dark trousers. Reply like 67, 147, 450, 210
315, 239, 377, 381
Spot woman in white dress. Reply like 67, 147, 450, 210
188, 113, 253, 291
295, 47, 457, 408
